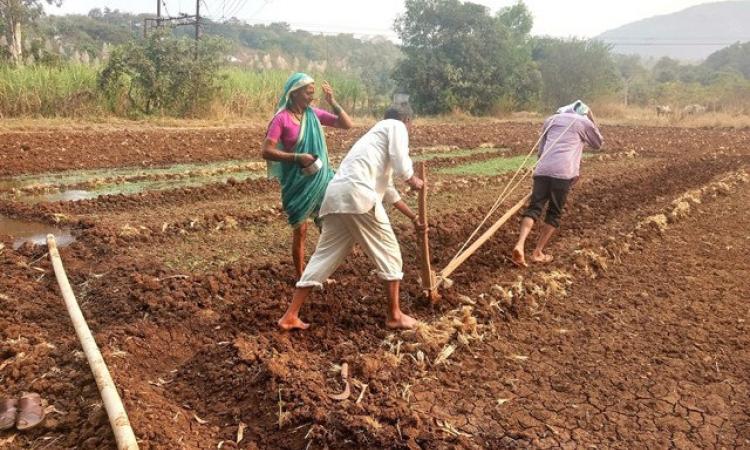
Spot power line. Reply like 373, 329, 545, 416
162, 0, 170, 19
221, 0, 239, 18
247, 0, 272, 19
241, 19, 396, 36
604, 38, 750, 41
201, 0, 212, 19
605, 42, 748, 46
225, 0, 250, 18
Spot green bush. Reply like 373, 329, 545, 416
98, 30, 229, 117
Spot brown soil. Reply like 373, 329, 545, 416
2, 121, 748, 175
0, 122, 748, 449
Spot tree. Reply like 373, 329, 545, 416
99, 30, 229, 116
497, 1, 532, 36
703, 42, 750, 79
652, 57, 681, 83
614, 54, 647, 105
0, 0, 61, 64
393, 0, 539, 114
533, 38, 620, 109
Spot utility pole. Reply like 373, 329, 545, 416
195, 0, 201, 59
143, 0, 201, 57
145, 0, 162, 37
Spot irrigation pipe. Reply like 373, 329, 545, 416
46, 235, 139, 450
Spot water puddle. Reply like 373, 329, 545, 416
0, 160, 265, 204
0, 215, 75, 249
33, 190, 95, 203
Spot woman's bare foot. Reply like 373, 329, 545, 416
529, 252, 554, 263
278, 315, 310, 331
386, 313, 418, 330
511, 247, 528, 267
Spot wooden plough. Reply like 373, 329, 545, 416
416, 162, 440, 302
416, 119, 577, 301
416, 161, 530, 302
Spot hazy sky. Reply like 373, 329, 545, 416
46, 0, 722, 39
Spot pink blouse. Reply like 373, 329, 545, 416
266, 107, 338, 151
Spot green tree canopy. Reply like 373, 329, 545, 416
533, 38, 620, 109
393, 0, 539, 114
703, 41, 750, 79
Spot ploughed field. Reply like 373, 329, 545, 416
0, 121, 748, 449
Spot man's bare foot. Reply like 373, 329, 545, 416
386, 313, 418, 330
529, 252, 554, 263
278, 315, 310, 331
511, 247, 528, 267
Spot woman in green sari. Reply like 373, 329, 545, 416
262, 73, 353, 280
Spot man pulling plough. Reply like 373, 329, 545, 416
512, 101, 604, 267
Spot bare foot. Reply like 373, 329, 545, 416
511, 247, 528, 267
386, 313, 418, 330
529, 252, 554, 263
278, 315, 310, 331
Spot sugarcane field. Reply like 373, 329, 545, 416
2, 0, 750, 449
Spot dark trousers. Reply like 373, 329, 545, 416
522, 176, 572, 228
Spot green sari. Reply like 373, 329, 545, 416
267, 73, 334, 228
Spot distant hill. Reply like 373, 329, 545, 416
597, 1, 750, 61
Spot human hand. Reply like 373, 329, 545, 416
412, 217, 427, 232
322, 81, 335, 106
296, 153, 316, 167
407, 175, 424, 191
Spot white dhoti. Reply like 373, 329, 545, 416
296, 206, 403, 289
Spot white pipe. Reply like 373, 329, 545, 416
46, 235, 139, 450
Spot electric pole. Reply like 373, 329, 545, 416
143, 0, 202, 59
195, 0, 201, 59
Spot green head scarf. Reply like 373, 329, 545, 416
267, 72, 334, 228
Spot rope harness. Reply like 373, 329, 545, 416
443, 118, 577, 271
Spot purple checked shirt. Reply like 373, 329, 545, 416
535, 112, 603, 180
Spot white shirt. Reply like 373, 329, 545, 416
319, 119, 414, 222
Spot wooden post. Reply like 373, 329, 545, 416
417, 162, 439, 302
440, 192, 530, 280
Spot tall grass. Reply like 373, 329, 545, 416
0, 64, 103, 117
215, 68, 369, 117
0, 64, 372, 119
3, 64, 750, 126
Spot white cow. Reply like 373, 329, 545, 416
656, 105, 672, 117
682, 104, 706, 115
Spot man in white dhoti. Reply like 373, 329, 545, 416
278, 104, 425, 331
